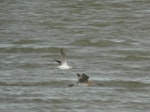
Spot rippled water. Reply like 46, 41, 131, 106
0, 0, 150, 112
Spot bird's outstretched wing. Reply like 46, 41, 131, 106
54, 59, 61, 65
60, 48, 67, 64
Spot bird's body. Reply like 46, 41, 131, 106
68, 73, 94, 87
77, 80, 93, 86
77, 73, 93, 86
57, 62, 72, 69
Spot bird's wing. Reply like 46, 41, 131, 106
54, 59, 61, 65
60, 48, 67, 64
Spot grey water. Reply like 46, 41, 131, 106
0, 0, 150, 112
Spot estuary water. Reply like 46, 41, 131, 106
0, 0, 150, 112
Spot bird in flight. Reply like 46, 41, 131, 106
54, 48, 72, 70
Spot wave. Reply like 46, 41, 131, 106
120, 55, 150, 61
111, 50, 150, 56
0, 47, 60, 53
71, 39, 132, 47
0, 80, 149, 88
13, 39, 43, 44
96, 80, 150, 88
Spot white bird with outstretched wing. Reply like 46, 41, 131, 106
54, 48, 72, 70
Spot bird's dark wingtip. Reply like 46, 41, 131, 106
54, 59, 61, 64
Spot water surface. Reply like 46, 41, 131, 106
0, 0, 150, 112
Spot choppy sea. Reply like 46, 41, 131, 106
0, 0, 150, 112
